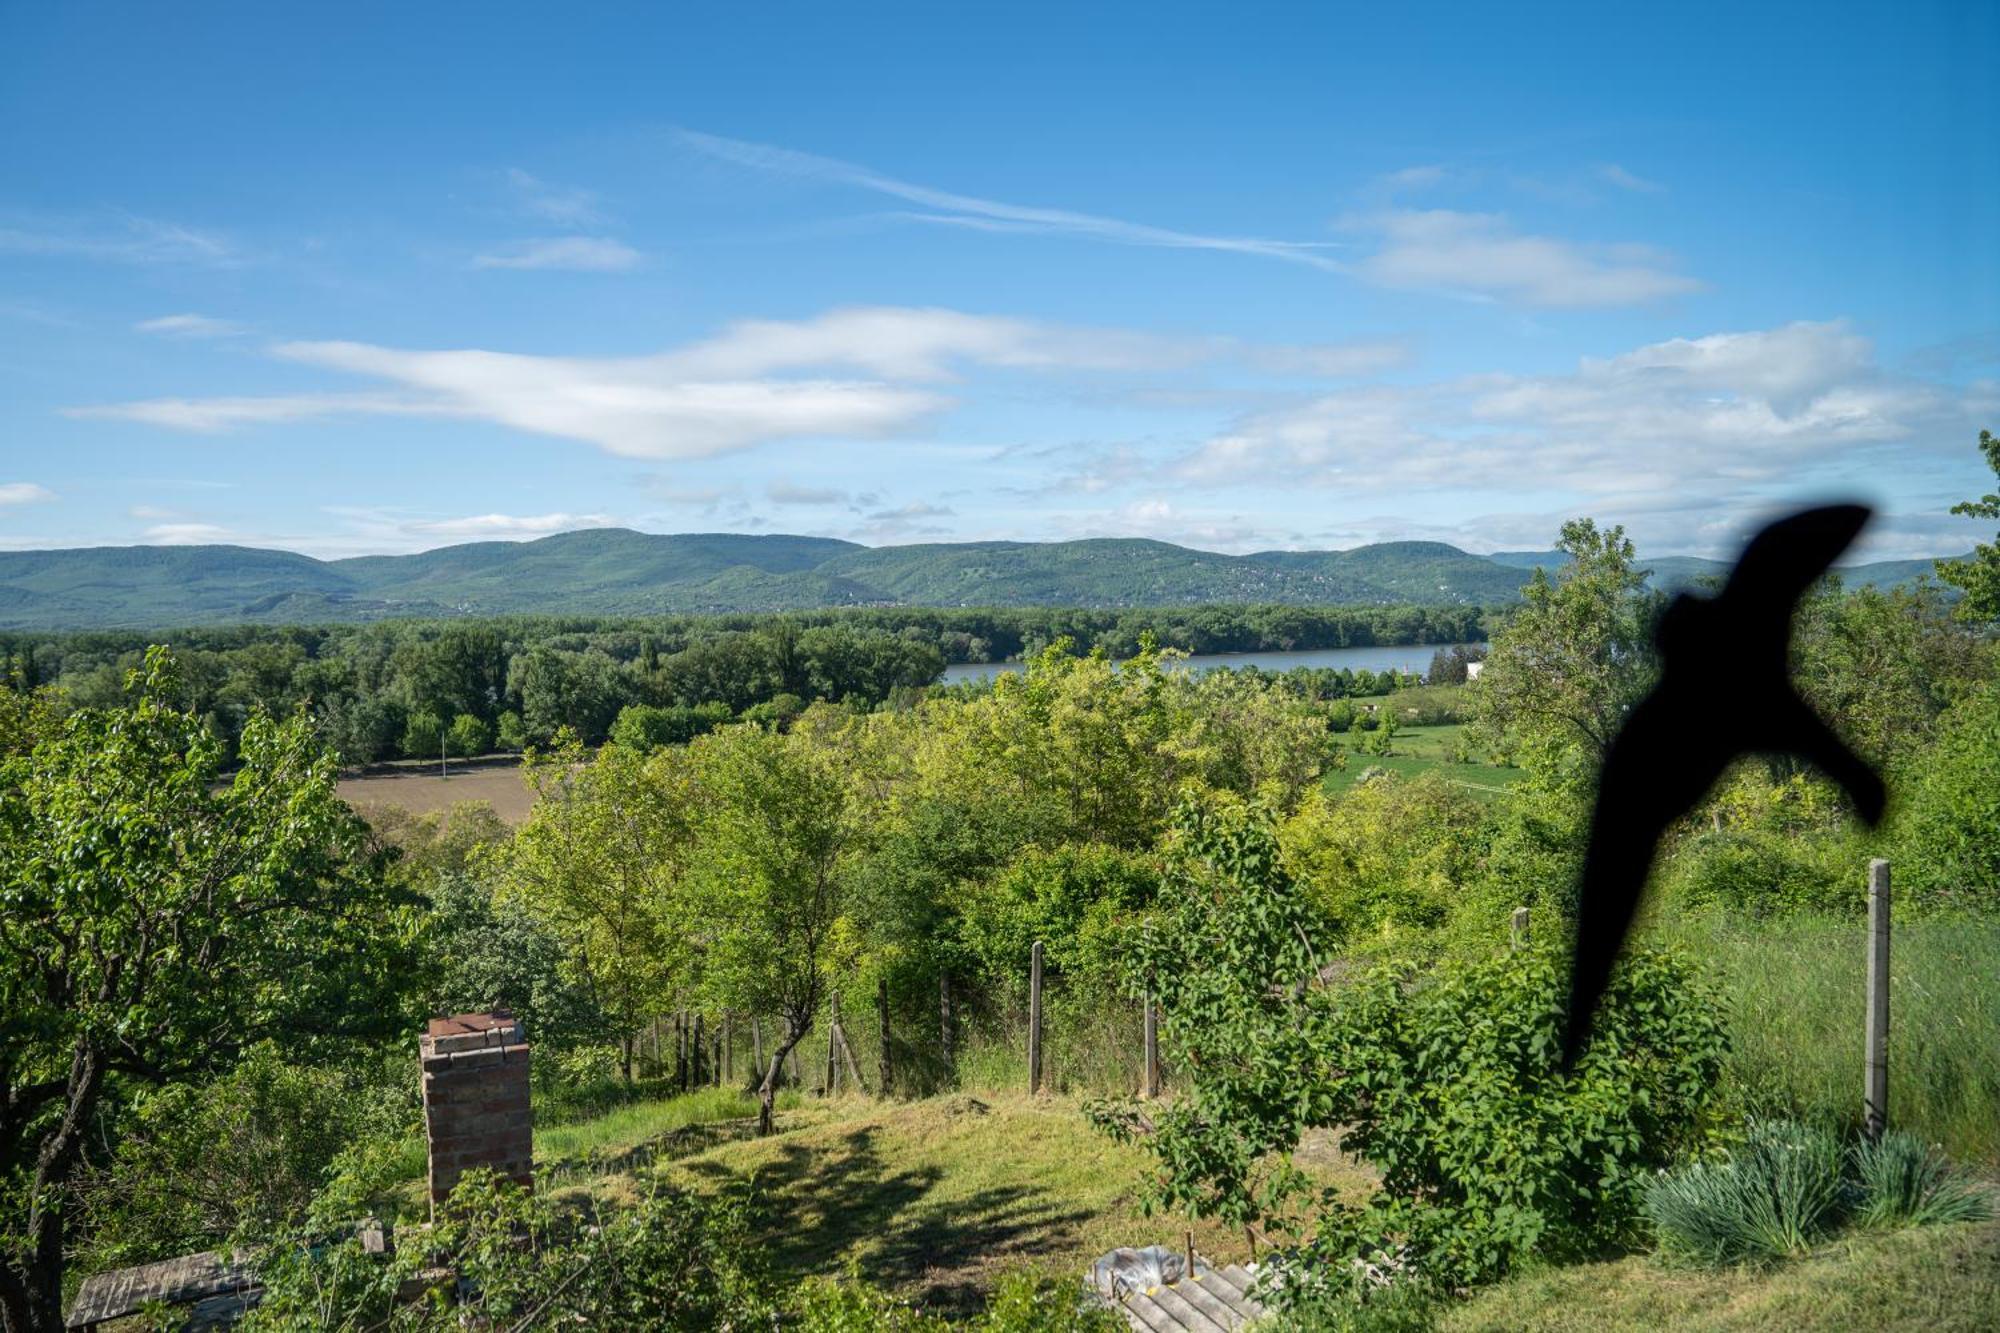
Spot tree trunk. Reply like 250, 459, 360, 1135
2, 1044, 105, 1333
756, 1021, 810, 1137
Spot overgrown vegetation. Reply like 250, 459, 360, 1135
5, 437, 1998, 1329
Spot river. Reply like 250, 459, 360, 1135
939, 641, 1485, 685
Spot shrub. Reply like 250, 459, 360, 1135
1644, 1120, 1849, 1266
1894, 682, 2000, 911
1095, 797, 1730, 1302
1852, 1130, 1992, 1228
243, 1171, 775, 1330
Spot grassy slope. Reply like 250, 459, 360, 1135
548, 1091, 1369, 1310
1445, 1219, 2000, 1332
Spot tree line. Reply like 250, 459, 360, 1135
0, 601, 1484, 765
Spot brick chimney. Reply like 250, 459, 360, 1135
419, 1010, 532, 1213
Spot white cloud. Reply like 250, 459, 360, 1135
135, 312, 244, 338
143, 522, 234, 544
0, 482, 55, 506
1344, 209, 1700, 307
67, 307, 1409, 459
472, 237, 642, 271
678, 128, 1348, 273
505, 168, 605, 226
1178, 320, 1986, 554
402, 511, 616, 540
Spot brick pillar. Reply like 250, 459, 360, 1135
420, 1010, 532, 1213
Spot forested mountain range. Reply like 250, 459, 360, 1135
0, 528, 1961, 629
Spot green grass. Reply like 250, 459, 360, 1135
1441, 1218, 2000, 1332
1641, 912, 2000, 1168
535, 1085, 806, 1177
1321, 722, 1520, 801
611, 1092, 1375, 1311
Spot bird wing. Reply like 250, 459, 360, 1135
1723, 504, 1870, 607
1562, 701, 1713, 1066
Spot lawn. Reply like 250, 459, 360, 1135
1321, 721, 1520, 801
558, 1091, 1377, 1311
1444, 1218, 2000, 1332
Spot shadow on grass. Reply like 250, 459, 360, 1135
681, 1125, 1096, 1309
544, 1117, 765, 1185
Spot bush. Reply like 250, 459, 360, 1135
1852, 1130, 1992, 1228
243, 1171, 775, 1330
1894, 682, 2000, 911
1644, 1120, 1850, 1266
1096, 797, 1730, 1301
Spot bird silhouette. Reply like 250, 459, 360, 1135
1562, 503, 1887, 1067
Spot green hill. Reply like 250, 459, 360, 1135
0, 530, 1967, 630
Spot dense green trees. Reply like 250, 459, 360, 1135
0, 652, 417, 1333
0, 603, 1482, 766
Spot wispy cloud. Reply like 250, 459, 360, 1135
1596, 163, 1667, 194
0, 482, 56, 506
678, 128, 1349, 274
1341, 209, 1700, 307
0, 214, 239, 266
767, 482, 850, 505
135, 312, 245, 338
472, 236, 642, 271
143, 522, 234, 544
66, 307, 1411, 459
505, 168, 606, 226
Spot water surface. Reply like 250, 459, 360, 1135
940, 641, 1484, 685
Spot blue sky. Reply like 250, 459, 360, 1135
3, 1, 1996, 561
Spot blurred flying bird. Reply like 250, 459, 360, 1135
1562, 504, 1887, 1066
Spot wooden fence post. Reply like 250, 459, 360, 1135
940, 972, 955, 1080
825, 1007, 838, 1095
752, 1016, 765, 1085
1510, 906, 1530, 951
1028, 940, 1044, 1096
1142, 991, 1160, 1100
692, 1013, 705, 1088
722, 1011, 733, 1084
835, 1021, 866, 1094
1865, 858, 1891, 1141
877, 977, 893, 1097
676, 1012, 688, 1092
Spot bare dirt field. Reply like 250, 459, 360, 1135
337, 756, 536, 824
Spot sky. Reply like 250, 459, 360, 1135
2, 1, 1997, 562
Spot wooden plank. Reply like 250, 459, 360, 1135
1190, 1265, 1263, 1317
67, 1251, 254, 1328
1174, 1275, 1247, 1326
1148, 1284, 1230, 1332
1119, 1290, 1182, 1333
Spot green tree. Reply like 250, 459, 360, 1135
0, 652, 416, 1333
495, 709, 528, 751
401, 708, 443, 761
494, 736, 695, 1080
446, 712, 493, 759
1936, 428, 2000, 622
686, 727, 856, 1135
1474, 518, 1658, 764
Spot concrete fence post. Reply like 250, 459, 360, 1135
1142, 991, 1160, 1100
1510, 906, 1530, 950
1028, 940, 1045, 1096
